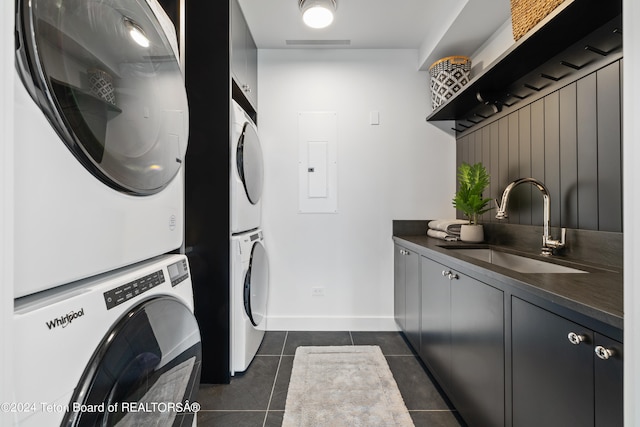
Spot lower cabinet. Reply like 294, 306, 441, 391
394, 244, 420, 351
392, 243, 623, 427
512, 297, 623, 427
420, 256, 505, 427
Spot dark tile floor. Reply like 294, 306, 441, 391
197, 331, 465, 427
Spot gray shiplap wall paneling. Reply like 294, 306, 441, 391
482, 125, 492, 223
508, 113, 522, 224
498, 117, 510, 221
490, 121, 501, 222
455, 59, 622, 232
531, 99, 545, 226
519, 106, 532, 225
544, 91, 561, 228
596, 61, 622, 232
577, 74, 599, 230
559, 83, 578, 229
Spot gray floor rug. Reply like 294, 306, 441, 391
282, 346, 415, 427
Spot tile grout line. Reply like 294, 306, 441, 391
262, 331, 288, 427
349, 330, 354, 345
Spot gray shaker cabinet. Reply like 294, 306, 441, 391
512, 297, 623, 427
231, 0, 257, 108
420, 256, 505, 427
394, 244, 420, 351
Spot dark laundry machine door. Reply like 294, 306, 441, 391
236, 121, 264, 205
62, 297, 202, 427
15, 0, 188, 195
243, 240, 269, 328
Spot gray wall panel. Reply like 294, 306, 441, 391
519, 106, 532, 225
577, 74, 599, 230
530, 99, 545, 226
453, 60, 622, 232
559, 83, 578, 229
482, 126, 492, 223
490, 121, 501, 222
544, 91, 561, 227
596, 61, 622, 232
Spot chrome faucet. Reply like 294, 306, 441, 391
495, 178, 566, 256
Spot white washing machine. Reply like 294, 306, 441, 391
230, 229, 269, 375
13, 0, 189, 298
12, 254, 201, 427
230, 99, 264, 234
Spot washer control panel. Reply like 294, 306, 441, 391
103, 270, 165, 310
168, 258, 190, 287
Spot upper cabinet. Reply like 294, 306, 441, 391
426, 0, 622, 129
231, 0, 257, 109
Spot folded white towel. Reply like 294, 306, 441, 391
427, 229, 459, 241
428, 219, 468, 236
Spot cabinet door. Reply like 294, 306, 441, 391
450, 274, 504, 427
594, 333, 623, 427
230, 0, 257, 107
404, 250, 420, 351
230, 0, 246, 84
244, 28, 258, 107
393, 245, 406, 331
512, 297, 594, 427
420, 257, 451, 391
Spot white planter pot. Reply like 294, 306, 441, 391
460, 224, 484, 243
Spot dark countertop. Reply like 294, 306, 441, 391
393, 234, 623, 332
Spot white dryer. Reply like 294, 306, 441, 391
13, 0, 189, 298
12, 254, 201, 427
230, 99, 264, 234
230, 229, 269, 375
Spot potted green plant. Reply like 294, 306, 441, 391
452, 162, 492, 242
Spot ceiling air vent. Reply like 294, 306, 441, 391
285, 39, 351, 46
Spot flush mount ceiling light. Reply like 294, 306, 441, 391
299, 0, 337, 29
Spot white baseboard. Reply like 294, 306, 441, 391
265, 315, 400, 332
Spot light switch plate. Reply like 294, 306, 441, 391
369, 111, 379, 125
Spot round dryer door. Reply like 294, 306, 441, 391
244, 241, 269, 328
15, 0, 188, 195
236, 122, 264, 205
62, 297, 201, 427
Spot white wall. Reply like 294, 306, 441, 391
258, 49, 455, 331
624, 0, 640, 424
469, 18, 513, 77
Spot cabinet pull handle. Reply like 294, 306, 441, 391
568, 332, 586, 345
595, 345, 614, 360
441, 270, 459, 280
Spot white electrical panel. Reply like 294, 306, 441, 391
298, 111, 337, 213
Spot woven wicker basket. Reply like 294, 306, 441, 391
511, 0, 565, 41
429, 56, 471, 110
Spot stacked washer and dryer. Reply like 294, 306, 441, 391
229, 99, 270, 376
12, 0, 201, 425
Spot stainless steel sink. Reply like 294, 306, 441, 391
443, 248, 588, 274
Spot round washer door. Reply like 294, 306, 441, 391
16, 0, 188, 195
243, 241, 269, 328
236, 122, 264, 205
62, 297, 201, 427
